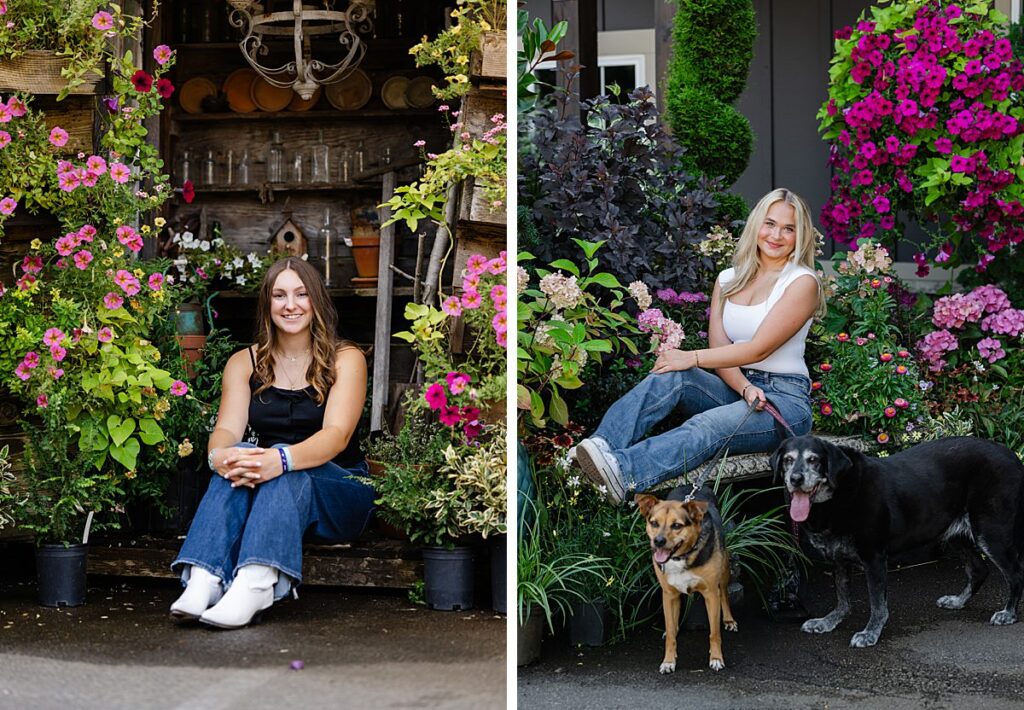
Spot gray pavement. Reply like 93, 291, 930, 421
0, 572, 506, 710
519, 554, 1024, 709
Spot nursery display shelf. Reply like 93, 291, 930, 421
87, 534, 422, 589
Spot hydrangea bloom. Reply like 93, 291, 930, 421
538, 273, 583, 310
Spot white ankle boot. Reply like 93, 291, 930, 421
199, 564, 278, 629
170, 566, 223, 620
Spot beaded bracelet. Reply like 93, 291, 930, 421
283, 446, 294, 471
278, 447, 289, 473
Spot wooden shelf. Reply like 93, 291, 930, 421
171, 108, 438, 122
171, 39, 416, 53
212, 287, 414, 298
186, 182, 382, 194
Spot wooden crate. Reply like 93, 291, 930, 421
0, 51, 102, 95
470, 32, 507, 82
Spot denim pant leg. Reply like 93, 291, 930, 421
171, 442, 262, 586
593, 369, 740, 450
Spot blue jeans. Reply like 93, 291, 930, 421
593, 368, 812, 493
171, 442, 375, 599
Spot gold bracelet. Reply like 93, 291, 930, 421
741, 384, 751, 399
694, 350, 701, 369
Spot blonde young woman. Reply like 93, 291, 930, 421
170, 258, 373, 628
577, 188, 826, 503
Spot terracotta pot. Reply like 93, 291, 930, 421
176, 334, 206, 380
367, 458, 408, 540
350, 232, 380, 280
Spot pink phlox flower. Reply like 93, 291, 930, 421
170, 380, 189, 396
103, 291, 124, 310
424, 382, 447, 410
42, 328, 64, 347
48, 127, 68, 147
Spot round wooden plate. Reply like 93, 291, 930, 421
405, 76, 435, 109
179, 77, 217, 114
250, 77, 293, 112
381, 76, 409, 110
324, 69, 372, 111
223, 68, 258, 113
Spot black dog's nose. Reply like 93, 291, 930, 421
789, 471, 805, 488
653, 535, 666, 548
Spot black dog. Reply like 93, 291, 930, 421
772, 435, 1024, 648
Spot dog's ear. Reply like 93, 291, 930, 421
685, 499, 709, 524
824, 442, 853, 486
634, 494, 659, 517
770, 442, 788, 482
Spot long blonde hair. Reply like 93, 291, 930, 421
720, 188, 826, 317
252, 258, 356, 405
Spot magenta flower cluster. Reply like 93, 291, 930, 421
637, 308, 685, 355
440, 251, 508, 348
820, 3, 1024, 271
917, 284, 1024, 370
424, 371, 483, 442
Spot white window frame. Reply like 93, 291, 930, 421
597, 54, 645, 94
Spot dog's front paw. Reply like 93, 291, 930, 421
801, 617, 836, 634
659, 661, 676, 674
990, 609, 1017, 626
849, 630, 880, 648
724, 620, 738, 632
709, 657, 725, 671
936, 594, 966, 610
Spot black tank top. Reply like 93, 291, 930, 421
246, 347, 363, 468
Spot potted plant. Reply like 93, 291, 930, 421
0, 2, 146, 98
0, 444, 19, 533
517, 500, 607, 665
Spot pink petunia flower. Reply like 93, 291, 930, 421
438, 405, 461, 427
490, 284, 507, 308
425, 382, 447, 410
170, 380, 188, 396
42, 328, 64, 347
486, 257, 506, 275
109, 162, 131, 183
465, 253, 489, 275
58, 171, 80, 192
91, 11, 114, 30
441, 295, 462, 316
20, 255, 42, 274
103, 291, 124, 310
14, 363, 30, 381
148, 273, 164, 291
36, 393, 48, 408
0, 131, 10, 149
0, 196, 16, 215
86, 155, 107, 174
49, 345, 66, 362
49, 366, 64, 380
446, 371, 471, 395
461, 290, 482, 310
48, 127, 68, 147
97, 327, 114, 343
819, 402, 833, 416
73, 250, 93, 270
114, 269, 141, 295
23, 351, 40, 369
492, 309, 508, 334
153, 44, 174, 65
78, 224, 97, 241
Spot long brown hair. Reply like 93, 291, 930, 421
252, 257, 351, 405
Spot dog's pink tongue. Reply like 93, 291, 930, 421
653, 548, 671, 564
790, 491, 811, 522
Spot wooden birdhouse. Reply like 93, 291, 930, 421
268, 206, 307, 257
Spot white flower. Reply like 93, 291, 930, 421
568, 475, 580, 488
236, 276, 246, 286
628, 281, 652, 310
199, 240, 211, 252
539, 272, 583, 310
232, 257, 244, 269
516, 265, 529, 293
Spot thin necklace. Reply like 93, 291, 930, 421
278, 354, 309, 390
279, 348, 310, 362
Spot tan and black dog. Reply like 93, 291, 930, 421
636, 486, 737, 673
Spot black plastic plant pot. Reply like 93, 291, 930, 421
489, 534, 507, 614
422, 545, 474, 611
568, 599, 611, 647
35, 543, 87, 607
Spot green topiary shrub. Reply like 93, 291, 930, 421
666, 0, 756, 185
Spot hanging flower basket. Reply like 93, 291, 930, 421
0, 50, 102, 95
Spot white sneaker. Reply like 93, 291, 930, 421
170, 565, 223, 620
576, 437, 626, 504
199, 564, 278, 629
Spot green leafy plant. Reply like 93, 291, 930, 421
0, 444, 20, 530
665, 0, 756, 184
517, 499, 608, 631
517, 240, 642, 430
516, 7, 571, 113
0, 1, 148, 100
425, 422, 507, 539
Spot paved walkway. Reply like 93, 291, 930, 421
519, 554, 1024, 709
0, 573, 506, 709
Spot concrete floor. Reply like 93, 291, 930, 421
519, 554, 1024, 709
0, 565, 506, 710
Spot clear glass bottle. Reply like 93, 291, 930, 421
353, 141, 365, 175
319, 208, 337, 286
291, 150, 304, 183
268, 131, 284, 183
202, 149, 216, 185
238, 149, 251, 185
381, 146, 392, 166
312, 130, 329, 183
225, 149, 234, 185
180, 150, 191, 183
199, 3, 216, 43
338, 149, 351, 183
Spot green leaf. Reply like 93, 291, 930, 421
585, 272, 623, 289
137, 418, 164, 445
110, 437, 140, 470
548, 259, 580, 277
107, 415, 136, 447
530, 389, 545, 420
517, 384, 532, 410
549, 388, 569, 425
